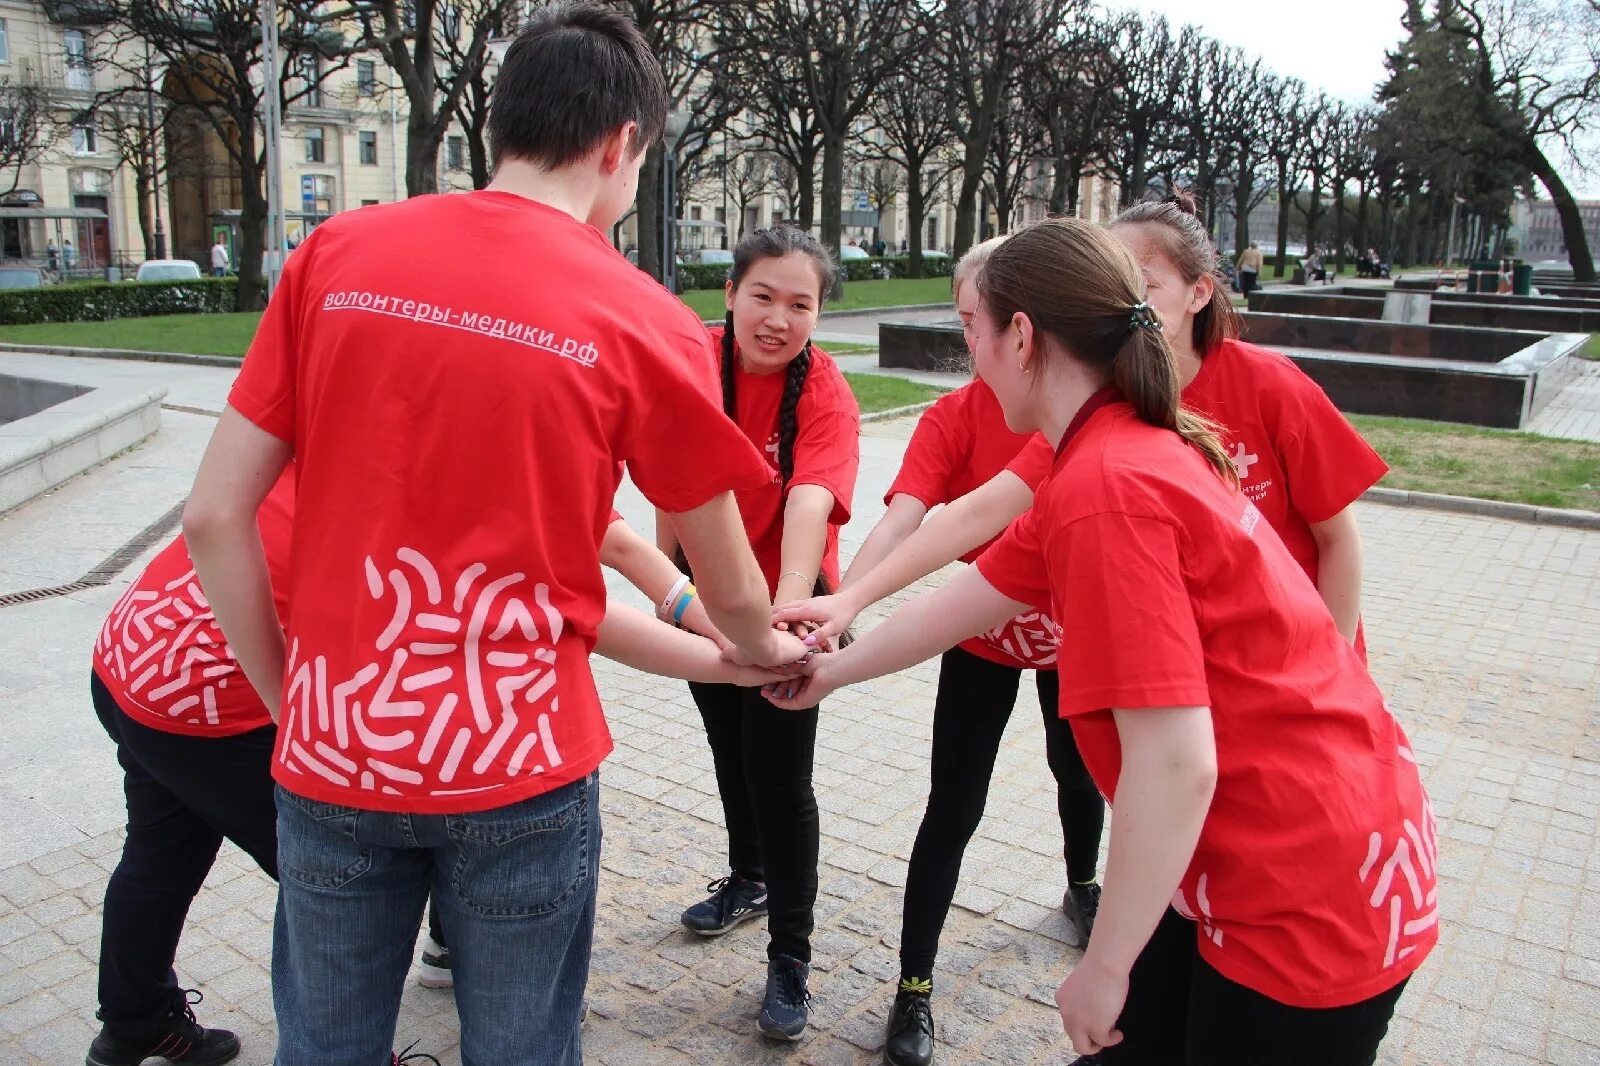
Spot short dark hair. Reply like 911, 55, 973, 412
489, 1, 667, 170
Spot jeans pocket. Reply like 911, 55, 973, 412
444, 776, 594, 918
275, 786, 371, 890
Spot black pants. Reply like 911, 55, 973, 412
689, 681, 820, 963
90, 672, 278, 1039
1096, 908, 1407, 1065
1239, 270, 1258, 297
900, 647, 1104, 977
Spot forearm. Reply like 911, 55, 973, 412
1082, 708, 1216, 980
775, 487, 833, 604
1311, 514, 1364, 643
672, 493, 781, 658
602, 520, 729, 647
825, 566, 1023, 688
838, 497, 926, 593
837, 473, 1030, 615
187, 519, 287, 716
593, 603, 739, 683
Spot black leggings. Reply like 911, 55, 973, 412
1099, 908, 1407, 1065
91, 672, 278, 1040
900, 646, 1103, 978
689, 680, 820, 963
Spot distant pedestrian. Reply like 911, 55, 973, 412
210, 237, 230, 277
1235, 241, 1263, 296
63, 240, 77, 272
46, 239, 59, 272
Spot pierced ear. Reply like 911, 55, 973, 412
1012, 312, 1037, 370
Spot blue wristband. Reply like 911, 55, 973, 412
671, 591, 693, 626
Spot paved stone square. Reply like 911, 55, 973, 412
2, 350, 1599, 1064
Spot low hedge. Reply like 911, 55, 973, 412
675, 253, 955, 291
0, 277, 239, 325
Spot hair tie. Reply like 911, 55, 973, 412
1129, 301, 1160, 334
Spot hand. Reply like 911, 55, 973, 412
724, 627, 812, 669
1055, 956, 1127, 1058
762, 654, 838, 709
729, 663, 802, 689
771, 592, 858, 648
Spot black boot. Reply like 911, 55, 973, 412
883, 978, 935, 1065
86, 990, 240, 1066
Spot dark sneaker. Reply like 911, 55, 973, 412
393, 1043, 440, 1065
883, 978, 935, 1065
86, 991, 240, 1066
681, 873, 768, 936
1062, 881, 1102, 948
417, 934, 453, 989
757, 954, 811, 1041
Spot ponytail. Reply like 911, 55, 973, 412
1112, 316, 1238, 487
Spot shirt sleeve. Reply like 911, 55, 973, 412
789, 390, 861, 526
1049, 512, 1211, 717
1005, 434, 1056, 489
1281, 383, 1390, 525
624, 319, 774, 515
228, 235, 317, 443
885, 399, 961, 508
974, 508, 1051, 611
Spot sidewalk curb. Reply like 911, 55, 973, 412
1361, 486, 1600, 530
0, 342, 241, 368
861, 399, 939, 424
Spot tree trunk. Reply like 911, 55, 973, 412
1048, 161, 1070, 215
953, 150, 984, 258
1404, 194, 1421, 268
1355, 185, 1371, 257
796, 149, 817, 231
238, 179, 266, 311
405, 106, 441, 197
819, 132, 844, 255
1233, 163, 1252, 259
906, 172, 926, 278
1333, 190, 1347, 275
637, 145, 663, 280
466, 113, 490, 190
1274, 166, 1291, 279
1524, 140, 1596, 281
135, 166, 155, 261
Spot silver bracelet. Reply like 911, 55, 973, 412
779, 569, 814, 586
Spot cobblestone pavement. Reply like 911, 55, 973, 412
2, 378, 1599, 1064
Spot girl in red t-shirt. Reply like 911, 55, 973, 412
658, 225, 861, 1042
770, 217, 1434, 1065
847, 239, 1104, 1066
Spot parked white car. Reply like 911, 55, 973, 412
839, 245, 871, 260
135, 259, 203, 282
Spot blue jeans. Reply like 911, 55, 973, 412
272, 773, 600, 1066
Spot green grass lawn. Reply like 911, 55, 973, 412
679, 276, 951, 319
1351, 414, 1599, 511
843, 372, 945, 414
0, 312, 264, 356
1580, 333, 1598, 361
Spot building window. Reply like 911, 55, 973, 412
302, 173, 335, 217
715, 206, 726, 224
71, 122, 96, 154
63, 29, 90, 90
358, 130, 377, 166
299, 54, 322, 108
357, 59, 376, 97
689, 205, 702, 221
0, 20, 10, 64
446, 135, 465, 171
304, 126, 325, 163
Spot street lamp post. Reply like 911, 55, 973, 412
143, 43, 167, 260
660, 109, 690, 294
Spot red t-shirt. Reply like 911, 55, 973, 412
94, 470, 296, 736
978, 402, 1437, 1009
886, 379, 1058, 669
706, 327, 860, 597
1184, 338, 1388, 580
228, 191, 772, 814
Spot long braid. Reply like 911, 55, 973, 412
719, 311, 738, 417
775, 342, 811, 485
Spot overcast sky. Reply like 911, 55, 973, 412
1113, 0, 1597, 197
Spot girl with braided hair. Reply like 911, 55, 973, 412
768, 215, 1433, 1065
659, 225, 861, 1042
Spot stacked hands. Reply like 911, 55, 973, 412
762, 592, 853, 707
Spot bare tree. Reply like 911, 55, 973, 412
942, 0, 1076, 255
1296, 95, 1341, 261
744, 0, 921, 270
866, 43, 954, 274
100, 0, 348, 307
1030, 12, 1119, 215
0, 79, 58, 197
92, 91, 171, 259
726, 145, 779, 239
853, 156, 905, 249
982, 89, 1042, 233
1214, 62, 1277, 256
1099, 13, 1187, 207
1330, 107, 1378, 273
1448, 0, 1600, 279
1263, 79, 1311, 277
737, 46, 824, 231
